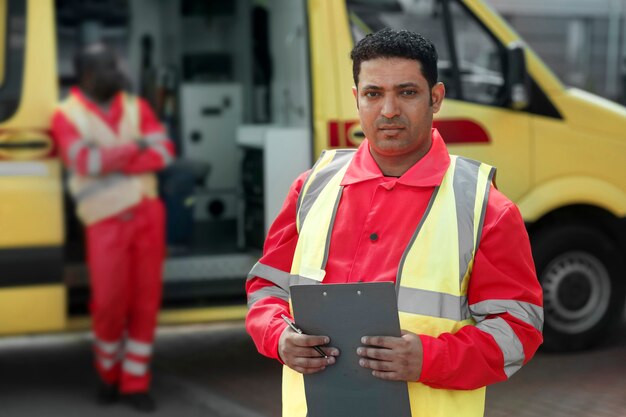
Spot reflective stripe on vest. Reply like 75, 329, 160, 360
283, 150, 496, 417
397, 156, 495, 320
57, 92, 158, 225
59, 92, 141, 147
290, 149, 355, 282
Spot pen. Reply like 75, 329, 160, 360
281, 314, 328, 358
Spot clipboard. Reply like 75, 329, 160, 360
290, 282, 411, 417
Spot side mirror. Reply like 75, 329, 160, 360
507, 42, 530, 110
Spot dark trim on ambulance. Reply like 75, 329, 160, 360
0, 0, 27, 122
0, 246, 63, 287
525, 77, 563, 119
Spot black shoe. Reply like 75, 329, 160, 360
96, 382, 118, 405
121, 392, 157, 413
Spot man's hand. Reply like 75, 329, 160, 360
278, 326, 339, 374
357, 330, 423, 381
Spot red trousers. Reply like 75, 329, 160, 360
86, 198, 165, 393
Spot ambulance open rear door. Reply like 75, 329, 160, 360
0, 0, 65, 335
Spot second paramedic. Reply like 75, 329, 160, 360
51, 42, 175, 413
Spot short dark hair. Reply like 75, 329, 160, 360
350, 28, 438, 90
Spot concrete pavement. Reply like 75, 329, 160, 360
0, 323, 276, 417
0, 320, 624, 417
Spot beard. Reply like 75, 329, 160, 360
91, 71, 124, 102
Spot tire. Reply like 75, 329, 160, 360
531, 225, 626, 351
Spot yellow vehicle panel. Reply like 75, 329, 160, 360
0, 0, 64, 336
0, 285, 65, 335
0, 160, 63, 247
0, 0, 62, 248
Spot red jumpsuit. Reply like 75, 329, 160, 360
51, 87, 175, 393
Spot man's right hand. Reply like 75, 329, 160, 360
278, 326, 339, 374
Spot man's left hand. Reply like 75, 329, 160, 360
357, 330, 423, 381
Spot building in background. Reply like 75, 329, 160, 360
490, 0, 626, 103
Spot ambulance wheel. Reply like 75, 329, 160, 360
532, 225, 625, 351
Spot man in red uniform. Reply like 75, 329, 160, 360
51, 43, 175, 412
246, 29, 543, 416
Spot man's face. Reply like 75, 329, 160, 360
353, 57, 444, 162
83, 50, 125, 102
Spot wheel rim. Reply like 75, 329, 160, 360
541, 251, 611, 334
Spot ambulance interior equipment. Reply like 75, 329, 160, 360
54, 0, 311, 313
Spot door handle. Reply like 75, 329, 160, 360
202, 107, 222, 116
0, 131, 52, 160
0, 141, 49, 149
201, 97, 231, 116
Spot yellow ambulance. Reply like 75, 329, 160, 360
0, 0, 624, 352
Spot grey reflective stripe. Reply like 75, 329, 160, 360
0, 162, 48, 177
246, 263, 321, 307
476, 317, 525, 378
297, 150, 355, 231
453, 157, 480, 284
122, 359, 149, 376
87, 147, 102, 175
126, 339, 153, 357
144, 132, 168, 145
475, 167, 496, 249
74, 174, 128, 202
247, 275, 321, 306
397, 286, 469, 321
470, 299, 544, 332
151, 142, 173, 166
247, 262, 291, 291
296, 150, 329, 217
289, 275, 321, 286
247, 286, 290, 307
396, 186, 440, 292
68, 140, 88, 166
97, 357, 117, 370
321, 185, 344, 270
94, 337, 122, 355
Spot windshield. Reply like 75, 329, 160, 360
347, 0, 507, 106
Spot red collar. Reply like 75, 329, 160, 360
341, 128, 451, 187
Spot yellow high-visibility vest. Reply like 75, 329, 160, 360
284, 148, 496, 417
57, 92, 160, 225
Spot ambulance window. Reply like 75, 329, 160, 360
0, 0, 26, 122
347, 0, 506, 106
447, 1, 505, 105
348, 0, 452, 92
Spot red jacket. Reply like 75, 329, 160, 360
246, 130, 543, 390
51, 87, 175, 176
